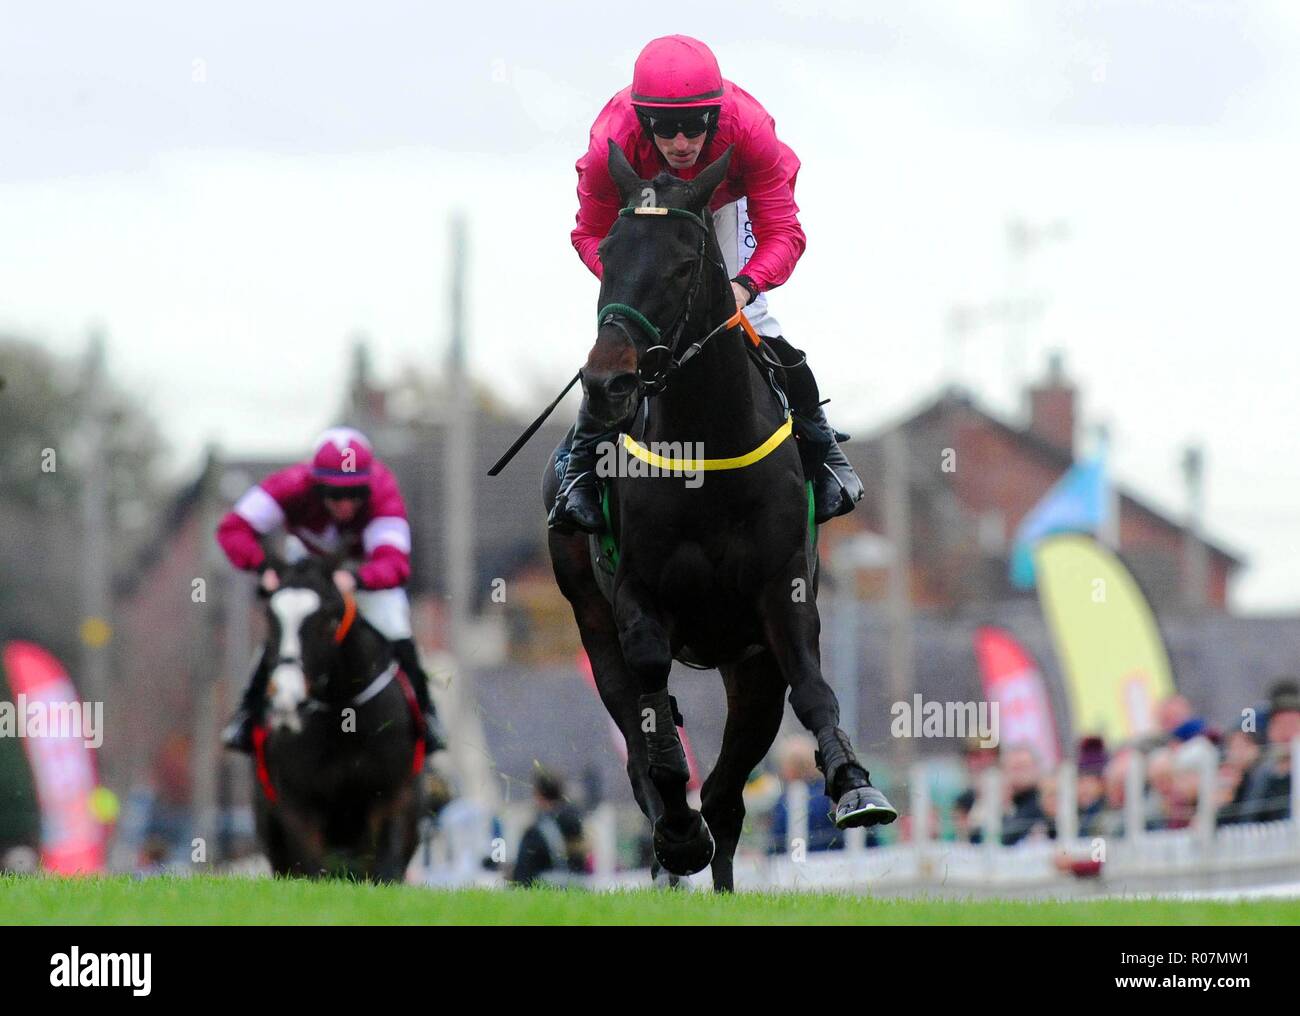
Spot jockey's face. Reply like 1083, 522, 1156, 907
322, 491, 365, 523
654, 131, 706, 170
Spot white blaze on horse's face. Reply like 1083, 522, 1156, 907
267, 588, 322, 730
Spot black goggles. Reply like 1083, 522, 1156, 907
317, 485, 370, 502
641, 111, 713, 139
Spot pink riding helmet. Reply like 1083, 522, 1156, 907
630, 35, 724, 110
310, 426, 374, 489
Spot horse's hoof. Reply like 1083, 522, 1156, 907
649, 864, 685, 890
653, 814, 714, 876
833, 785, 899, 830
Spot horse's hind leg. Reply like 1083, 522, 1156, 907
759, 560, 899, 831
612, 575, 713, 878
701, 652, 787, 892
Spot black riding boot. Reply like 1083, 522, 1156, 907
802, 402, 865, 524
220, 648, 272, 754
391, 638, 447, 753
547, 395, 617, 534
763, 335, 865, 524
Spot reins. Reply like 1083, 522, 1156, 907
597, 204, 790, 471
485, 204, 777, 476
597, 205, 763, 395
335, 591, 357, 644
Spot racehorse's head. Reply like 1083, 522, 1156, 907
260, 555, 354, 731
583, 139, 733, 428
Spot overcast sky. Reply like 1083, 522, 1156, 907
2, 1, 1297, 612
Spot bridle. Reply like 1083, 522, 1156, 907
303, 590, 402, 713
595, 205, 763, 396
268, 587, 363, 711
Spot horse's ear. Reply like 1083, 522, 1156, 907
606, 138, 644, 206
688, 144, 733, 209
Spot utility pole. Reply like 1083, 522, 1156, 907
883, 429, 915, 770
1181, 445, 1209, 612
190, 450, 224, 863
219, 477, 255, 857
441, 213, 496, 808
79, 331, 113, 770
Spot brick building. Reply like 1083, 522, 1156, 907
838, 356, 1243, 612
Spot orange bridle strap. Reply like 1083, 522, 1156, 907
335, 592, 357, 644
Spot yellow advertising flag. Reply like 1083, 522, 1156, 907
1034, 533, 1176, 743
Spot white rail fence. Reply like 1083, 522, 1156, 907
565, 736, 1300, 896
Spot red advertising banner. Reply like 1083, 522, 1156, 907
1, 641, 106, 874
973, 627, 1061, 769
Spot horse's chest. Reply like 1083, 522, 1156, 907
267, 723, 407, 802
633, 534, 766, 651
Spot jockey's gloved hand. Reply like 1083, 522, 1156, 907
256, 562, 280, 597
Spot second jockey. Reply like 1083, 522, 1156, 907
548, 34, 865, 534
215, 426, 446, 754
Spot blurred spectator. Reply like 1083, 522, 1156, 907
1170, 716, 1218, 745
956, 738, 999, 843
1076, 736, 1110, 837
953, 787, 981, 844
742, 765, 783, 813
1219, 727, 1264, 821
1000, 744, 1048, 845
1103, 746, 1132, 816
769, 733, 842, 853
417, 769, 497, 886
1144, 747, 1183, 829
508, 767, 587, 887
1037, 771, 1059, 840
1171, 735, 1217, 826
1157, 695, 1195, 738
1226, 680, 1299, 824
964, 739, 999, 780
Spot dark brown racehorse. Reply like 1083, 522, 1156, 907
545, 141, 896, 891
251, 556, 424, 881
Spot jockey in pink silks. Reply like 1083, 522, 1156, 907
216, 427, 445, 753
548, 34, 864, 533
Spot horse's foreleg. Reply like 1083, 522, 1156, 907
759, 558, 899, 831
551, 530, 666, 833
613, 575, 713, 877
573, 596, 665, 831
274, 804, 331, 877
368, 784, 417, 883
701, 653, 787, 892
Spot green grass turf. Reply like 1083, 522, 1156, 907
2, 874, 1297, 925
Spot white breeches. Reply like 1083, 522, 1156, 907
712, 197, 784, 338
354, 587, 412, 641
